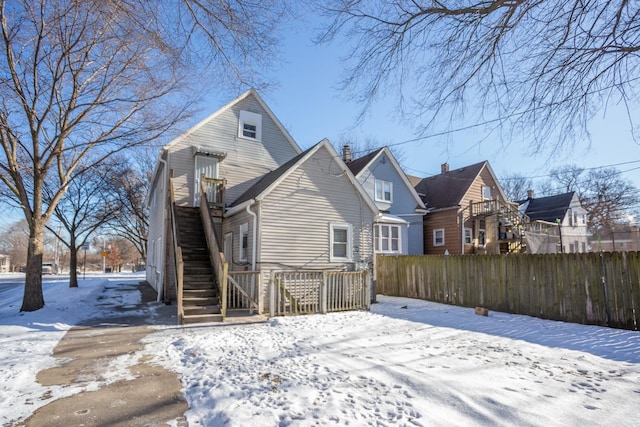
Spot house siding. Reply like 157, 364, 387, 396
146, 159, 167, 293
404, 213, 424, 255
223, 209, 255, 270
355, 150, 425, 255
259, 146, 374, 271
423, 209, 461, 255
168, 94, 299, 206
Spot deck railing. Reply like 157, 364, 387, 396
270, 270, 370, 316
201, 176, 225, 208
228, 271, 261, 313
199, 181, 228, 318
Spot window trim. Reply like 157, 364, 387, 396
330, 223, 353, 262
464, 227, 472, 245
433, 228, 445, 247
239, 223, 249, 262
374, 179, 393, 202
238, 110, 262, 142
374, 223, 402, 254
481, 185, 492, 201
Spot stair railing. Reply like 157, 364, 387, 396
199, 175, 228, 318
168, 173, 185, 324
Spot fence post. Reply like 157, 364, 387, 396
364, 271, 371, 310
600, 251, 611, 326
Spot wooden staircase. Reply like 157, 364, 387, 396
175, 206, 222, 324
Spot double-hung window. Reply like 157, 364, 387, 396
433, 228, 445, 246
375, 224, 401, 253
238, 110, 262, 141
330, 223, 352, 262
375, 180, 393, 202
464, 228, 472, 245
239, 223, 249, 262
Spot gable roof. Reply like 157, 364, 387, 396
162, 88, 302, 154
347, 147, 426, 211
518, 191, 577, 223
227, 139, 379, 216
346, 148, 384, 176
414, 161, 489, 209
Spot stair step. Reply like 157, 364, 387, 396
182, 313, 223, 324
184, 304, 221, 316
183, 288, 217, 298
183, 296, 220, 306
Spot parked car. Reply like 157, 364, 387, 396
42, 262, 58, 275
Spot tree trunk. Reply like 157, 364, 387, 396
21, 221, 45, 312
69, 246, 79, 288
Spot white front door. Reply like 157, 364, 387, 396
194, 155, 218, 206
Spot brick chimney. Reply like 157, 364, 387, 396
527, 189, 534, 199
342, 145, 352, 163
441, 163, 449, 174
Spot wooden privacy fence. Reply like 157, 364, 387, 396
376, 252, 640, 330
270, 270, 370, 316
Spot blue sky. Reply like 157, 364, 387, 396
202, 14, 640, 192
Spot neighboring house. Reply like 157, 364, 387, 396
344, 146, 427, 255
590, 224, 640, 252
413, 161, 523, 255
146, 90, 378, 309
0, 254, 10, 273
518, 191, 589, 254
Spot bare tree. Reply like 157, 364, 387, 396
0, 0, 293, 312
581, 168, 640, 236
499, 173, 534, 201
0, 219, 29, 271
107, 148, 155, 264
540, 165, 639, 234
544, 165, 587, 196
317, 1, 640, 152
45, 159, 123, 288
336, 135, 407, 169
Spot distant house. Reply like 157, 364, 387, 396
0, 254, 10, 273
590, 224, 640, 252
146, 89, 377, 320
345, 146, 427, 255
413, 161, 524, 255
518, 191, 589, 254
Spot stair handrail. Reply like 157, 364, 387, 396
168, 173, 185, 324
199, 175, 228, 318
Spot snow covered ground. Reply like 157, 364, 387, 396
1, 274, 640, 426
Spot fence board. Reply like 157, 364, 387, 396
376, 252, 640, 330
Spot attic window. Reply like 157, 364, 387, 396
238, 110, 262, 141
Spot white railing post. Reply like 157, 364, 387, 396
257, 272, 264, 314
269, 270, 275, 317
321, 271, 328, 314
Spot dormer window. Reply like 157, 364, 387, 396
238, 110, 262, 141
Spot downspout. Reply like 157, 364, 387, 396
246, 201, 258, 271
157, 156, 168, 303
460, 211, 465, 255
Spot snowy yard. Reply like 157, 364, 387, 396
1, 274, 639, 426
